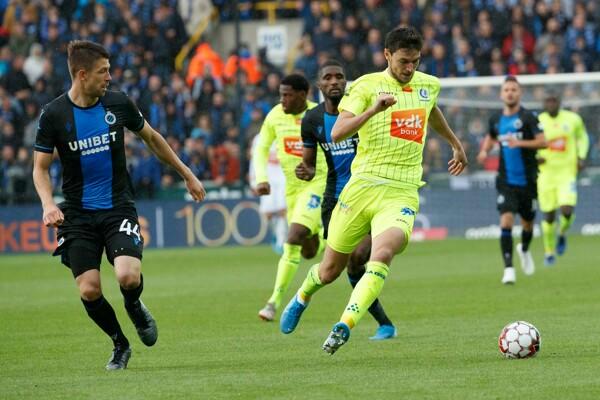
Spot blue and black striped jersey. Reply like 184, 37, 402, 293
301, 103, 358, 200
35, 90, 145, 210
489, 107, 542, 189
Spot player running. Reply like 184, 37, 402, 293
537, 93, 589, 265
477, 76, 546, 284
32, 40, 205, 370
254, 74, 326, 321
279, 27, 468, 354
288, 59, 396, 340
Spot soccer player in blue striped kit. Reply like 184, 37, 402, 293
33, 41, 206, 370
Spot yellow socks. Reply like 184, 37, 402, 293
559, 214, 574, 235
541, 220, 556, 255
298, 263, 323, 304
268, 243, 301, 308
340, 261, 389, 329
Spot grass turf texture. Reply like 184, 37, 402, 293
1, 236, 599, 399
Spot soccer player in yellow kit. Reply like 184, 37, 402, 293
253, 74, 327, 321
537, 93, 589, 266
279, 27, 468, 354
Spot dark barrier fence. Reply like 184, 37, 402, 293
1, 187, 598, 254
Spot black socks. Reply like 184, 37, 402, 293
81, 296, 129, 348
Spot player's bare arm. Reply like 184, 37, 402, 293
477, 134, 497, 164
429, 106, 468, 176
32, 151, 65, 227
136, 121, 206, 202
331, 94, 396, 142
295, 147, 317, 181
507, 133, 547, 149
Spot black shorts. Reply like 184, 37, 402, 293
321, 196, 338, 240
53, 206, 144, 278
496, 182, 537, 221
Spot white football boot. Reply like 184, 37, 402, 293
516, 243, 535, 276
502, 267, 516, 284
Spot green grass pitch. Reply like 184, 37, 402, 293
1, 236, 599, 399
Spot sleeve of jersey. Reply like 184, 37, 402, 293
34, 108, 55, 153
527, 112, 543, 136
253, 114, 276, 183
430, 77, 441, 106
338, 79, 369, 116
301, 112, 317, 148
122, 93, 145, 132
488, 116, 497, 139
575, 115, 590, 160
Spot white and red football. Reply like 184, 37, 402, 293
498, 321, 541, 359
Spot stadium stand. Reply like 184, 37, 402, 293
0, 0, 599, 204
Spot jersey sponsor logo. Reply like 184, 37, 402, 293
320, 137, 359, 156
104, 111, 117, 125
418, 88, 429, 101
283, 136, 303, 157
390, 108, 426, 144
68, 131, 117, 156
548, 136, 567, 152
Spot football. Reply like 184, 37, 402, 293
498, 321, 541, 359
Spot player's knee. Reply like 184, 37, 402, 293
319, 267, 341, 284
301, 246, 317, 259
349, 250, 370, 270
116, 270, 141, 289
371, 248, 395, 265
79, 282, 102, 301
287, 232, 304, 246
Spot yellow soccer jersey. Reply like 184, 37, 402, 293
253, 101, 326, 192
339, 70, 440, 188
538, 110, 589, 176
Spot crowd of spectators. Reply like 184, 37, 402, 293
1, 0, 599, 205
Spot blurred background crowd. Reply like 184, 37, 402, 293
0, 0, 598, 204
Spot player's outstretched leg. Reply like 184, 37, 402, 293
259, 242, 302, 321
322, 322, 351, 355
280, 263, 323, 333
121, 275, 158, 346
106, 344, 132, 370
500, 228, 516, 284
516, 226, 535, 276
347, 270, 396, 340
347, 236, 396, 340
324, 261, 389, 353
557, 212, 574, 256
541, 219, 557, 266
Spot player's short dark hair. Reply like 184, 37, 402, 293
504, 75, 521, 86
384, 27, 423, 54
318, 59, 344, 77
67, 40, 110, 78
281, 73, 309, 93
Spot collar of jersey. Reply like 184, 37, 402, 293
66, 93, 101, 110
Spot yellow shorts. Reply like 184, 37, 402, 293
286, 181, 324, 235
538, 173, 577, 212
327, 176, 419, 254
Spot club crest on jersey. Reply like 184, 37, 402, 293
104, 111, 117, 125
513, 119, 523, 129
418, 88, 430, 101
389, 108, 426, 144
306, 194, 322, 209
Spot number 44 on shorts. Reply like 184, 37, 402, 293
119, 219, 142, 242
